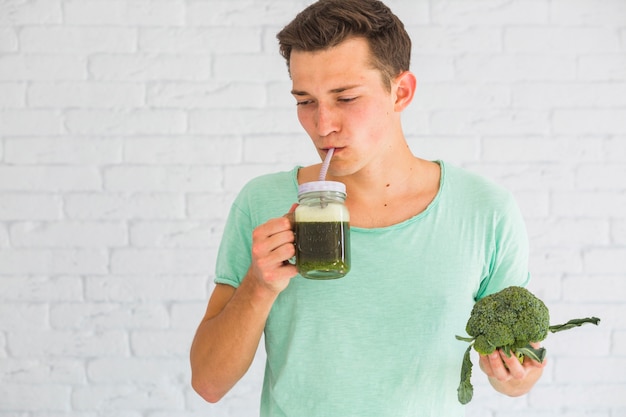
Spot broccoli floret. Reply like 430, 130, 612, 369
456, 286, 600, 405
466, 286, 550, 355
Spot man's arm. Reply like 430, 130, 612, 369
190, 214, 297, 403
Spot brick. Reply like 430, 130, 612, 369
515, 191, 550, 219
413, 83, 510, 111
430, 110, 550, 135
551, 0, 626, 24
387, 0, 430, 25
0, 194, 62, 220
579, 55, 626, 81
512, 83, 626, 108
613, 220, 626, 245
0, 167, 101, 192
129, 221, 221, 248
64, 0, 185, 26
432, 0, 548, 24
397, 112, 429, 136
214, 54, 288, 82
466, 163, 575, 192
87, 357, 186, 383
530, 248, 584, 275
0, 358, 85, 384
456, 55, 576, 82
189, 109, 310, 135
555, 357, 626, 383
0, 225, 8, 247
65, 110, 186, 135
411, 27, 501, 54
72, 383, 185, 411
0, 250, 108, 275
64, 193, 184, 220
139, 27, 261, 54
0, 56, 87, 81
0, 303, 47, 331
85, 275, 208, 302
27, 82, 144, 108
4, 138, 123, 164
0, 28, 17, 52
0, 0, 62, 25
266, 81, 295, 108
0, 110, 64, 135
110, 249, 213, 274
124, 137, 241, 164
615, 330, 626, 355
526, 219, 610, 248
0, 276, 83, 302
89, 55, 212, 81
505, 27, 620, 54
555, 109, 626, 135
50, 303, 169, 330
553, 191, 626, 218
7, 330, 128, 357
20, 27, 137, 54
186, 192, 236, 220
411, 55, 455, 82
224, 164, 296, 191
169, 302, 207, 329
146, 81, 266, 109
548, 332, 612, 368
583, 249, 626, 274
553, 109, 626, 135
530, 385, 626, 408
563, 276, 626, 302
103, 166, 221, 192
606, 137, 626, 163
10, 221, 127, 248
187, 1, 304, 26
483, 137, 604, 163
576, 164, 626, 190
130, 330, 193, 356
0, 83, 25, 107
243, 134, 320, 164
0, 384, 70, 411
405, 136, 480, 165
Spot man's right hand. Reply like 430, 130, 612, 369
247, 204, 299, 294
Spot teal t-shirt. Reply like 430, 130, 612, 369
215, 161, 530, 417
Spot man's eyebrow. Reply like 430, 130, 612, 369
290, 85, 362, 96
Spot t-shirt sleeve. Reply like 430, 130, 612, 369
475, 192, 531, 300
214, 194, 254, 288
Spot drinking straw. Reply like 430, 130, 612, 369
318, 148, 335, 181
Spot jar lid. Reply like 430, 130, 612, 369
298, 180, 346, 197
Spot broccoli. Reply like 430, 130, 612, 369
456, 286, 600, 405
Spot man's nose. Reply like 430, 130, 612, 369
315, 104, 339, 137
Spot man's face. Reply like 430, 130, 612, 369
289, 37, 400, 178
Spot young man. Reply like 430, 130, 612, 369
190, 1, 545, 415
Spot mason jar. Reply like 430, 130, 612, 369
295, 181, 351, 280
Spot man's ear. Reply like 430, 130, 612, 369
393, 71, 417, 112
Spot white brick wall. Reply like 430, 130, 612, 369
0, 0, 624, 416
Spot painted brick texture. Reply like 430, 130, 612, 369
0, 0, 624, 416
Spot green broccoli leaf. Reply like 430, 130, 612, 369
457, 345, 473, 405
548, 317, 600, 333
455, 335, 475, 343
515, 344, 546, 363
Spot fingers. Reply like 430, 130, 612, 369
480, 346, 547, 383
249, 215, 297, 290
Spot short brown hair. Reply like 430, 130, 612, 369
276, 0, 412, 89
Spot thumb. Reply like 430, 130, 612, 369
283, 203, 298, 228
